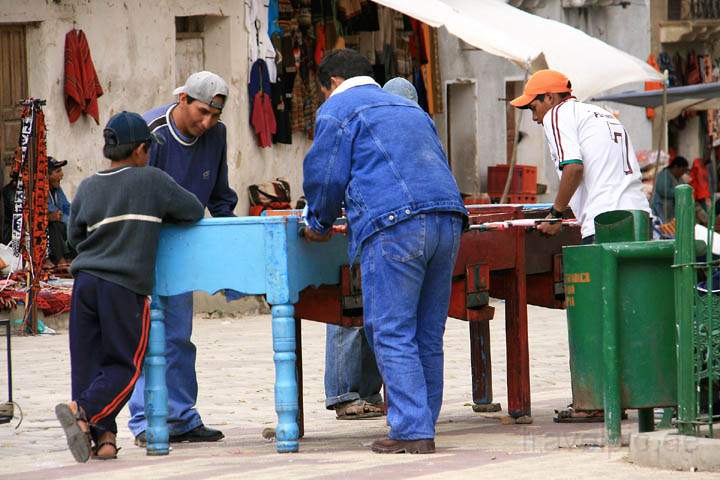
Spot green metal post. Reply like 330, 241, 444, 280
674, 185, 696, 435
705, 182, 716, 437
602, 249, 622, 446
709, 152, 719, 436
658, 407, 674, 429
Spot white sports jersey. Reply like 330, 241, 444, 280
542, 98, 650, 238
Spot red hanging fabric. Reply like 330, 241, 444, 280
686, 51, 701, 85
644, 55, 663, 120
251, 91, 277, 148
64, 29, 104, 124
689, 158, 710, 202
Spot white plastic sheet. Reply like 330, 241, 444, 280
371, 0, 663, 100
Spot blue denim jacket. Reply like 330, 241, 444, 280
303, 84, 466, 260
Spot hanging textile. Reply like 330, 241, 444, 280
673, 52, 686, 86
291, 70, 321, 139
408, 19, 428, 66
12, 101, 49, 274
686, 51, 701, 85
657, 52, 678, 87
252, 91, 277, 148
272, 72, 293, 144
420, 23, 442, 114
704, 56, 720, 147
337, 0, 362, 32
249, 60, 277, 148
268, 0, 283, 37
245, 0, 278, 83
689, 158, 710, 202
64, 29, 103, 124
644, 54, 663, 120
11, 100, 50, 333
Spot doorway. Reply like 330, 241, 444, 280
0, 25, 27, 183
446, 80, 478, 195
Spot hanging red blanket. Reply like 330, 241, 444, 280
64, 29, 104, 124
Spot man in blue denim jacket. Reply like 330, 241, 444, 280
303, 49, 467, 454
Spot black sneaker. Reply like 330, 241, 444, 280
134, 431, 146, 448
169, 425, 224, 444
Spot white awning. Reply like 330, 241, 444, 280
371, 0, 664, 100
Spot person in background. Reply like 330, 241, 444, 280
1, 172, 17, 245
652, 156, 689, 223
384, 77, 419, 103
47, 157, 74, 267
321, 76, 424, 422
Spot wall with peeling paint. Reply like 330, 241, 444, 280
1, 0, 312, 216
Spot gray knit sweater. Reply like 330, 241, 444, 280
69, 166, 204, 295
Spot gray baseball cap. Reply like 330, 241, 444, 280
173, 71, 229, 110
383, 77, 418, 104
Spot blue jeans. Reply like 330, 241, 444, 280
361, 212, 462, 440
128, 293, 203, 436
324, 325, 383, 409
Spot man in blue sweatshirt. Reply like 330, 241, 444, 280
303, 49, 466, 454
128, 71, 238, 446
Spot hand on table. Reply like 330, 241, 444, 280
303, 227, 333, 242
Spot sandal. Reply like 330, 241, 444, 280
335, 400, 384, 420
55, 403, 92, 463
553, 404, 629, 423
93, 432, 120, 460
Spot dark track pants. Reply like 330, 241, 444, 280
69, 272, 149, 439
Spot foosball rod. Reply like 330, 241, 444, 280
468, 218, 579, 232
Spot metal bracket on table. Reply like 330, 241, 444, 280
340, 265, 363, 317
465, 263, 494, 322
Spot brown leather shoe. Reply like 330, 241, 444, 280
370, 438, 435, 454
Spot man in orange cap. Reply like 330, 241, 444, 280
512, 70, 650, 422
511, 69, 649, 244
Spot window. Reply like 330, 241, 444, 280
175, 16, 206, 86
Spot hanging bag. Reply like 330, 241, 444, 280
248, 177, 292, 215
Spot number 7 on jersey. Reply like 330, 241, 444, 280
606, 121, 632, 174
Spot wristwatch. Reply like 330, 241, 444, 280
549, 206, 563, 219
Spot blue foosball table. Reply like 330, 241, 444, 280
144, 215, 349, 454
143, 206, 580, 455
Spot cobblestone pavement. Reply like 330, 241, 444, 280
0, 300, 716, 479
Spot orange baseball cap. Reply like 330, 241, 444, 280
510, 70, 572, 108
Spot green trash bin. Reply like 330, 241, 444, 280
594, 209, 651, 244
563, 210, 677, 445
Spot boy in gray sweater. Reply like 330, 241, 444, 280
55, 111, 204, 462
